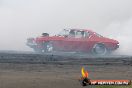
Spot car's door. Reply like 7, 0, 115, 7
52, 29, 70, 51
63, 30, 91, 52
59, 30, 76, 51
71, 30, 90, 52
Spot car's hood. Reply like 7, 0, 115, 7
104, 37, 119, 44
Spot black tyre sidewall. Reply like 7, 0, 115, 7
92, 44, 107, 55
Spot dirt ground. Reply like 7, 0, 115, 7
0, 63, 131, 88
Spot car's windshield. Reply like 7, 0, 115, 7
58, 29, 69, 36
94, 32, 103, 37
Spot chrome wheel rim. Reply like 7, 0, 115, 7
46, 43, 53, 52
93, 44, 107, 55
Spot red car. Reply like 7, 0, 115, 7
27, 29, 119, 55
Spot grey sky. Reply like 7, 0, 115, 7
0, 0, 132, 53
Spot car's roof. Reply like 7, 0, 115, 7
69, 29, 94, 32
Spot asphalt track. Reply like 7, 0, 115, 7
0, 51, 132, 65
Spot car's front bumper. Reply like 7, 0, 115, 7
116, 43, 119, 49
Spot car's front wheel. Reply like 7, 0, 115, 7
92, 43, 108, 55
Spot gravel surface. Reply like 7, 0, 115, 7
0, 51, 131, 88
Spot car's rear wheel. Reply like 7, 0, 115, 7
33, 48, 42, 53
92, 43, 107, 55
44, 42, 53, 52
33, 42, 53, 53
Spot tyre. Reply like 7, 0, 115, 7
44, 41, 53, 52
92, 43, 108, 55
33, 48, 42, 53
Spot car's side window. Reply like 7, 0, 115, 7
76, 31, 84, 38
64, 30, 70, 36
58, 29, 69, 37
69, 30, 91, 38
69, 30, 76, 37
84, 32, 90, 38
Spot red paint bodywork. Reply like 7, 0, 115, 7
27, 29, 119, 53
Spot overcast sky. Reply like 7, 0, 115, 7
0, 0, 132, 54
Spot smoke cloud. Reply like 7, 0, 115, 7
0, 0, 132, 55
102, 18, 132, 55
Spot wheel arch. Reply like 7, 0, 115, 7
93, 42, 106, 48
91, 42, 108, 55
